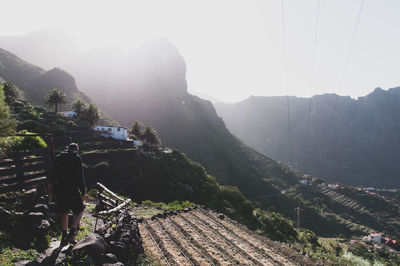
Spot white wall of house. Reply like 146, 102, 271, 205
94, 125, 128, 140
370, 233, 382, 243
58, 111, 77, 117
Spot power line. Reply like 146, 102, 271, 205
281, 0, 293, 166
306, 0, 321, 154
330, 0, 365, 134
310, 0, 320, 90
325, 0, 365, 177
340, 0, 365, 89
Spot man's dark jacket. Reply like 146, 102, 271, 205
51, 151, 86, 195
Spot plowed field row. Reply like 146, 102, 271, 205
139, 209, 306, 265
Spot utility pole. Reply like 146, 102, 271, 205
296, 206, 301, 228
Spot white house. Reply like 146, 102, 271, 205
94, 125, 128, 140
58, 111, 77, 117
299, 179, 308, 185
370, 233, 382, 243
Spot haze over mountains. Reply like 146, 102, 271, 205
0, 34, 300, 202
215, 89, 400, 188
3, 29, 400, 242
2, 29, 400, 189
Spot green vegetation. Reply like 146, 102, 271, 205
2, 81, 18, 106
143, 126, 161, 146
0, 130, 47, 155
0, 83, 15, 137
75, 217, 93, 242
255, 208, 298, 241
129, 121, 144, 139
129, 120, 161, 147
142, 200, 195, 210
45, 88, 67, 112
282, 184, 400, 239
72, 99, 86, 116
83, 148, 296, 238
0, 246, 37, 265
83, 103, 100, 126
0, 84, 16, 157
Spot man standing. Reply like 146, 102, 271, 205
50, 143, 87, 246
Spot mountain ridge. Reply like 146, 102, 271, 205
215, 87, 400, 187
0, 47, 91, 110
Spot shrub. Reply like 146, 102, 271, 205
2, 131, 47, 153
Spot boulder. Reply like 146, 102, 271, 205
72, 234, 110, 258
109, 241, 127, 261
99, 253, 119, 264
26, 212, 45, 221
31, 219, 51, 233
32, 203, 49, 213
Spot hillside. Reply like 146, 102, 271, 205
282, 184, 400, 239
215, 89, 400, 187
0, 47, 90, 110
58, 39, 301, 202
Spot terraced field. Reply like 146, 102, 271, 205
319, 187, 365, 213
139, 207, 313, 265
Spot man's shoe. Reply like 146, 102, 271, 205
60, 231, 68, 247
67, 228, 77, 245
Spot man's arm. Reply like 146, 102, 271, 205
77, 156, 87, 197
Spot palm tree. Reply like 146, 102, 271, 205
72, 99, 86, 116
143, 126, 161, 146
0, 86, 15, 137
2, 81, 18, 106
45, 88, 67, 112
84, 103, 100, 126
129, 121, 144, 139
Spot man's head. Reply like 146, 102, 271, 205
68, 143, 79, 153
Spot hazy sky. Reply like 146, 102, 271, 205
2, 0, 400, 102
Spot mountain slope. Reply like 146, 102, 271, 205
65, 38, 300, 198
215, 89, 400, 187
0, 47, 90, 110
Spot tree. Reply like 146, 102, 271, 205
84, 103, 100, 126
45, 88, 67, 112
143, 126, 161, 146
0, 85, 15, 137
72, 99, 86, 116
2, 81, 18, 106
129, 121, 144, 139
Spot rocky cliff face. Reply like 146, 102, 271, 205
66, 38, 300, 198
215, 88, 400, 187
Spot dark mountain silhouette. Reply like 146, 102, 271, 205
0, 47, 91, 110
215, 88, 400, 187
